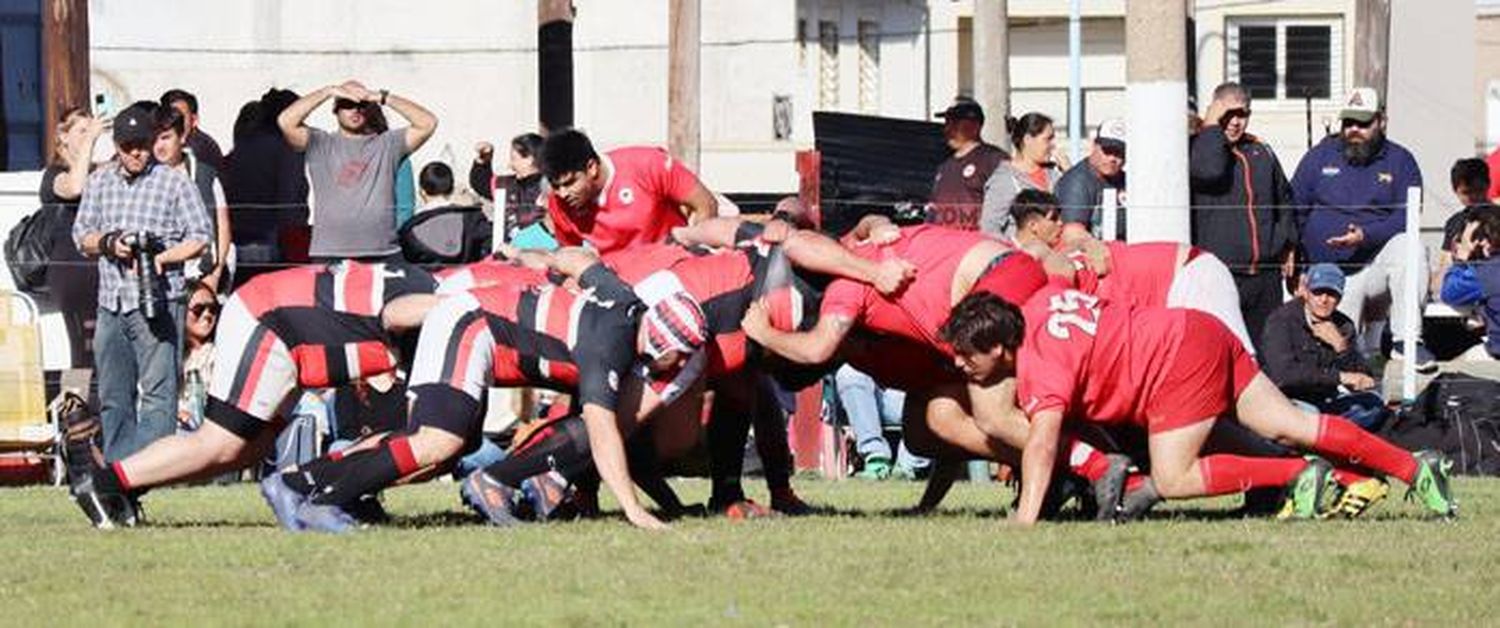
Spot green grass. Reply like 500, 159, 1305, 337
2, 477, 1498, 626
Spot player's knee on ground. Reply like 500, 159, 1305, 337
408, 426, 468, 467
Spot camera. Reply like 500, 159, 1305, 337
120, 231, 165, 319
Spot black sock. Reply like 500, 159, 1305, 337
92, 464, 125, 495
482, 417, 592, 488
753, 382, 794, 492
308, 445, 404, 507
625, 428, 682, 510
707, 397, 749, 506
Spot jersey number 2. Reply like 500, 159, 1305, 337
1045, 290, 1101, 340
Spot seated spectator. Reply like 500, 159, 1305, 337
178, 281, 219, 432
979, 113, 1061, 237
834, 365, 929, 480
1436, 159, 1496, 294
1055, 118, 1127, 244
472, 133, 547, 243
1441, 207, 1500, 361
1261, 263, 1389, 431
1009, 189, 1063, 250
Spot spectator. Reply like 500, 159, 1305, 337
472, 133, 547, 242
1261, 264, 1388, 431
1055, 118, 1127, 244
1436, 158, 1494, 295
278, 80, 437, 262
1441, 207, 1500, 361
42, 106, 105, 368
539, 128, 718, 254
71, 101, 212, 462
1291, 86, 1432, 370
222, 88, 309, 283
927, 97, 1007, 229
153, 104, 233, 293
177, 281, 219, 432
979, 112, 1061, 237
160, 89, 225, 171
834, 365, 928, 480
1008, 189, 1063, 250
1189, 82, 1297, 352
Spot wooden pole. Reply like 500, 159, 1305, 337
537, 0, 574, 133
668, 0, 701, 170
1354, 0, 1391, 99
42, 0, 89, 155
1124, 0, 1190, 243
973, 0, 1010, 150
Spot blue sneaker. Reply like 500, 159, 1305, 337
461, 470, 524, 527
293, 501, 359, 534
259, 474, 307, 531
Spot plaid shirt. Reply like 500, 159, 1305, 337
73, 160, 212, 313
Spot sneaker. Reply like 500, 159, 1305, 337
890, 465, 919, 482
720, 499, 775, 520
770, 487, 814, 516
1277, 456, 1340, 520
1334, 477, 1390, 519
345, 494, 390, 525
460, 470, 524, 527
1091, 454, 1132, 522
1391, 342, 1438, 374
1407, 450, 1457, 518
259, 474, 307, 531
73, 489, 133, 530
1116, 479, 1161, 523
855, 456, 893, 481
292, 501, 359, 534
520, 472, 575, 522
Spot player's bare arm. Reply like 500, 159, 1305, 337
580, 402, 668, 531
1014, 409, 1064, 526
743, 300, 851, 365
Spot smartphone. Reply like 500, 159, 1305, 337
92, 92, 115, 120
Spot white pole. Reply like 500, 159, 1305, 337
1101, 187, 1119, 241
1068, 0, 1084, 163
1401, 186, 1422, 403
1124, 0, 1190, 244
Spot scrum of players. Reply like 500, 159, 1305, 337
69, 131, 1456, 532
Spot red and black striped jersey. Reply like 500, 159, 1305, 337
231, 261, 437, 387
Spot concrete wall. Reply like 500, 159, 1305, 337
1387, 0, 1475, 226
1475, 11, 1500, 152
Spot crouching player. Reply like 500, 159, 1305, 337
73, 261, 439, 528
938, 289, 1457, 525
261, 252, 706, 531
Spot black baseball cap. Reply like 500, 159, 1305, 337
936, 97, 984, 123
113, 102, 157, 146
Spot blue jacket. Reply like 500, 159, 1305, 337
1441, 259, 1500, 357
1291, 136, 1423, 266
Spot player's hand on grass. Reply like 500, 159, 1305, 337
626, 507, 670, 531
873, 258, 917, 295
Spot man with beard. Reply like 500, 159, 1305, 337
1291, 87, 1431, 370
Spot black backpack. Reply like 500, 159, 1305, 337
398, 204, 493, 265
1380, 373, 1500, 476
5, 205, 71, 293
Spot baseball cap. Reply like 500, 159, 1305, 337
1095, 118, 1127, 150
936, 97, 985, 123
112, 102, 156, 146
1339, 87, 1380, 123
1306, 263, 1346, 296
642, 291, 708, 360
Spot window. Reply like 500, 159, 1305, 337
1227, 17, 1342, 103
818, 21, 839, 109
857, 21, 880, 114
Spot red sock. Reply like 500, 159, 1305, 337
1332, 467, 1372, 486
1066, 440, 1109, 481
1314, 415, 1418, 484
387, 436, 420, 476
112, 462, 134, 492
1198, 455, 1307, 496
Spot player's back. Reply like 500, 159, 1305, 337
234, 261, 436, 347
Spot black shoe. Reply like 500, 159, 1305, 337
1091, 454, 1132, 522
1117, 479, 1162, 523
345, 494, 390, 525
73, 489, 134, 530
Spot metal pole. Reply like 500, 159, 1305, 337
1402, 186, 1422, 403
1068, 0, 1084, 163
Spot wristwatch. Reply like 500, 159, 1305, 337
379, 89, 389, 106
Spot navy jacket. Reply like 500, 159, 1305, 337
1291, 135, 1423, 267
1189, 127, 1296, 274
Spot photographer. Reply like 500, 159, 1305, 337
73, 102, 211, 462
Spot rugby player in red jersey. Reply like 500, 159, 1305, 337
938, 289, 1457, 525
541, 129, 719, 254
72, 261, 439, 528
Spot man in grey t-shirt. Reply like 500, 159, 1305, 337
278, 79, 437, 260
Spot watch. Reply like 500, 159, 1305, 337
379, 89, 389, 106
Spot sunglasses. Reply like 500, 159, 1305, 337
189, 302, 219, 317
1341, 118, 1375, 130
333, 98, 365, 111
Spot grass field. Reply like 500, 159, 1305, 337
2, 476, 1497, 626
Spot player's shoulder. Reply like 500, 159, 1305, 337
607, 145, 674, 170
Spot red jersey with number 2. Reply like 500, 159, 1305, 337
1015, 286, 1186, 427
547, 146, 702, 254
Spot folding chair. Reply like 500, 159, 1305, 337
0, 290, 61, 485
